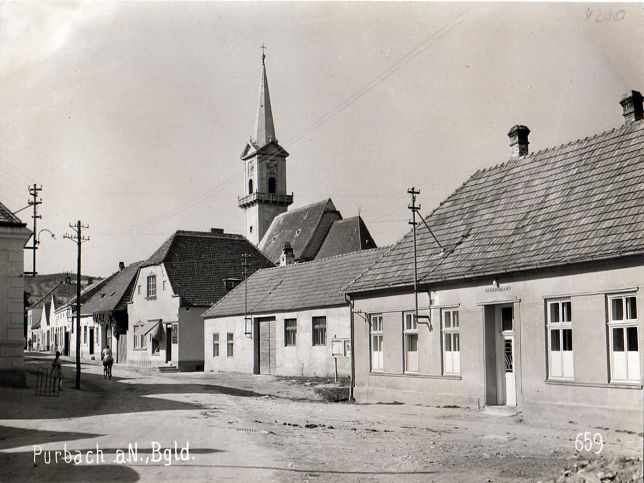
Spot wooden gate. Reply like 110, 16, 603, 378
258, 318, 276, 374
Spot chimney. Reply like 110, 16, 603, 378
619, 90, 643, 124
210, 228, 224, 234
280, 242, 294, 267
508, 125, 530, 158
119, 261, 125, 271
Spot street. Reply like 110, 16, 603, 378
1, 354, 642, 482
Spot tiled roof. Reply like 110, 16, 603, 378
315, 216, 377, 260
81, 262, 144, 315
259, 199, 341, 263
203, 248, 387, 318
142, 230, 275, 307
347, 119, 644, 293
0, 201, 26, 227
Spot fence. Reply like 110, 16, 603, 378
35, 367, 60, 397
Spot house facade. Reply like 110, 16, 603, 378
127, 229, 273, 371
0, 201, 31, 387
345, 91, 644, 430
203, 248, 386, 377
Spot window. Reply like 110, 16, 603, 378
248, 179, 253, 195
152, 337, 160, 353
547, 300, 573, 379
147, 275, 156, 299
284, 319, 297, 346
404, 312, 418, 372
171, 324, 178, 344
442, 309, 460, 375
312, 316, 326, 346
609, 295, 639, 382
501, 307, 513, 331
370, 314, 383, 371
227, 333, 234, 357
224, 279, 241, 291
268, 177, 276, 194
212, 333, 219, 357
83, 326, 87, 344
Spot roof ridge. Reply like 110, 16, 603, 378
274, 198, 332, 217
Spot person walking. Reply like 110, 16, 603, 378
52, 351, 63, 391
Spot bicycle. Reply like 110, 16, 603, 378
103, 357, 113, 380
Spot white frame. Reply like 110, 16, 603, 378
147, 274, 157, 299
442, 308, 460, 375
212, 333, 219, 357
370, 314, 383, 372
226, 332, 234, 357
546, 299, 573, 380
608, 294, 639, 383
284, 318, 297, 347
403, 312, 419, 373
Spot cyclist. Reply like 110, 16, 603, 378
101, 344, 114, 379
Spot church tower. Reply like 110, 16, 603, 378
238, 49, 293, 245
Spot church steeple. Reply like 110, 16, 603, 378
238, 46, 293, 246
254, 46, 275, 147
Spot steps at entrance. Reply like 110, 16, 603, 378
482, 405, 518, 417
157, 365, 178, 373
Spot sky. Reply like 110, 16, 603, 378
1, 2, 643, 278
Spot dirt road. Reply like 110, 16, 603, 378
1, 354, 641, 482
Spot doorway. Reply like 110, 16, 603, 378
166, 325, 172, 363
254, 317, 276, 374
64, 331, 70, 356
89, 328, 94, 355
484, 304, 516, 406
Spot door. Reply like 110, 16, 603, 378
64, 331, 70, 356
503, 335, 516, 406
166, 326, 172, 362
258, 318, 276, 374
89, 328, 94, 355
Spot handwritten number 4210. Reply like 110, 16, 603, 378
586, 8, 626, 23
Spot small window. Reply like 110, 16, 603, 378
370, 314, 383, 372
227, 333, 234, 357
284, 319, 297, 346
403, 312, 418, 373
171, 324, 178, 344
608, 295, 639, 383
224, 279, 241, 291
547, 299, 573, 380
312, 316, 326, 346
248, 179, 253, 195
147, 275, 157, 299
442, 309, 460, 375
501, 307, 513, 331
212, 333, 219, 357
268, 177, 277, 194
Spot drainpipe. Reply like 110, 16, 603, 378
345, 293, 355, 401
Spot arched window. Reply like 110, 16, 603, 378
268, 177, 276, 194
248, 179, 253, 195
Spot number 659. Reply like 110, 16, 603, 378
575, 432, 603, 454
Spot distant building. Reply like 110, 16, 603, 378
0, 201, 31, 387
126, 229, 273, 371
345, 91, 644, 430
238, 54, 377, 263
80, 261, 143, 363
203, 247, 386, 377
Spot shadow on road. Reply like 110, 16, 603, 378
0, 426, 101, 451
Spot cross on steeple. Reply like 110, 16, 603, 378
261, 44, 266, 65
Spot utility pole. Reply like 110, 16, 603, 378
407, 187, 421, 325
24, 184, 42, 277
242, 253, 251, 336
63, 221, 89, 390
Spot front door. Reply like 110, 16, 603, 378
89, 328, 94, 355
484, 304, 517, 406
166, 325, 172, 362
256, 318, 276, 374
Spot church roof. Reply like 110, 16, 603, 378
141, 230, 274, 307
315, 216, 377, 260
258, 199, 342, 264
203, 248, 387, 318
346, 114, 644, 294
0, 201, 26, 227
254, 57, 276, 147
